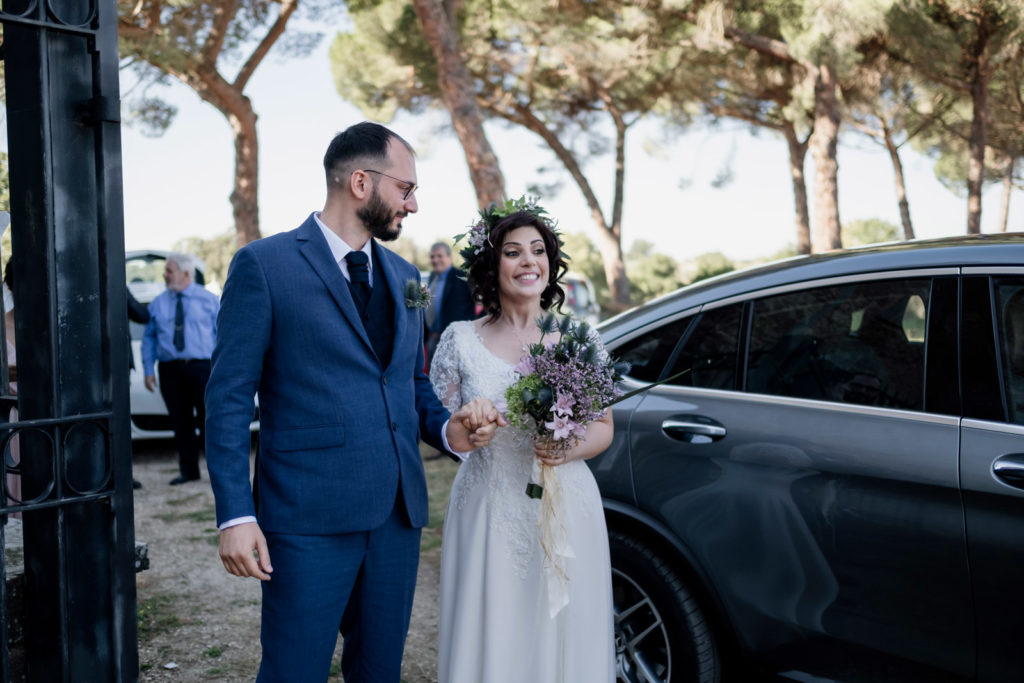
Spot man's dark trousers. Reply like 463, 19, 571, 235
158, 358, 211, 480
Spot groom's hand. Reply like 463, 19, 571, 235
446, 397, 506, 452
219, 522, 273, 581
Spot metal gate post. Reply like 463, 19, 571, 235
1, 0, 138, 680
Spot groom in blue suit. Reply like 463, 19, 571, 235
205, 122, 502, 682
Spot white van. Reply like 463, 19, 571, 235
561, 271, 600, 326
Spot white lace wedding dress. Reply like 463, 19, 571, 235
430, 320, 615, 683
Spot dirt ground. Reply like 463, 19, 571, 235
132, 440, 456, 682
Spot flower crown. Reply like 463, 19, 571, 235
454, 195, 565, 272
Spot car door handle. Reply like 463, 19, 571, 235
661, 418, 726, 442
993, 454, 1024, 488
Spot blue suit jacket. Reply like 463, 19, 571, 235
205, 214, 449, 534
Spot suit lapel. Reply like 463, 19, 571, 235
295, 217, 375, 356
373, 242, 409, 369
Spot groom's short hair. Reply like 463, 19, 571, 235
324, 122, 415, 191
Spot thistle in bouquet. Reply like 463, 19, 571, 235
504, 312, 630, 499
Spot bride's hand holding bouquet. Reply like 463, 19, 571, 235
503, 312, 628, 498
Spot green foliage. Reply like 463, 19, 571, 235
689, 252, 736, 284
626, 240, 684, 304
137, 593, 182, 640
765, 243, 801, 262
328, 0, 435, 122
503, 373, 546, 433
886, 0, 1024, 198
420, 445, 458, 554
118, 0, 334, 133
841, 218, 902, 246
389, 237, 430, 272
174, 229, 237, 290
329, 0, 710, 308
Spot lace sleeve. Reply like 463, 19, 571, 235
429, 323, 464, 413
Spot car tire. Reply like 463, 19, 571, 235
610, 531, 719, 683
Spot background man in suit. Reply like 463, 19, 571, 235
423, 242, 477, 371
142, 252, 219, 485
205, 122, 502, 682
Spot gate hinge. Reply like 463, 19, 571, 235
78, 95, 121, 126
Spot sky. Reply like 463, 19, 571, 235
107, 35, 1024, 265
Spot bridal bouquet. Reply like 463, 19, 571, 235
504, 313, 629, 499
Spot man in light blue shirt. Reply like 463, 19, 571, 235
142, 252, 220, 485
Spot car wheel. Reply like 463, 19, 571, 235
610, 531, 719, 683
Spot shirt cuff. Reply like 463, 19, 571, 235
441, 419, 470, 462
219, 516, 258, 530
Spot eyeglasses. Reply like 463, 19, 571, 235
361, 169, 418, 201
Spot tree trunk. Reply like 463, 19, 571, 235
178, 70, 263, 247
882, 125, 914, 240
966, 45, 990, 235
998, 155, 1016, 232
229, 104, 261, 247
412, 0, 505, 208
595, 86, 631, 310
810, 64, 842, 252
593, 227, 629, 311
783, 122, 811, 254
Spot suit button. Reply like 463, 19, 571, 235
391, 422, 398, 432
382, 376, 389, 385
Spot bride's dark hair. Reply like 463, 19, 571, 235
465, 210, 568, 324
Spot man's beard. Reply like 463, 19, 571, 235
357, 188, 403, 242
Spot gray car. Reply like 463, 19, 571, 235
591, 234, 1024, 682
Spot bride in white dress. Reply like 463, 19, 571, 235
430, 200, 616, 683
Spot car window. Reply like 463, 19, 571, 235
614, 317, 693, 383
994, 277, 1024, 425
746, 278, 930, 410
664, 304, 743, 389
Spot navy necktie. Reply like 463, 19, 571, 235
173, 292, 186, 351
345, 251, 371, 311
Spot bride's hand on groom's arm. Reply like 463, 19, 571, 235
446, 397, 507, 452
219, 522, 273, 581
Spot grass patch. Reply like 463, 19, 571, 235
205, 668, 227, 676
188, 533, 221, 547
166, 492, 205, 506
421, 454, 457, 557
156, 507, 217, 524
137, 593, 183, 641
204, 646, 223, 658
420, 535, 443, 553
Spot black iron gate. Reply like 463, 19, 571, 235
0, 0, 138, 680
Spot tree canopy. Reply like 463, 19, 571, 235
118, 0, 334, 246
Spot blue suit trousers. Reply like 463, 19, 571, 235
256, 495, 421, 682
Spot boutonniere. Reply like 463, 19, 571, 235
404, 279, 432, 309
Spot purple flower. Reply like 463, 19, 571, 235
553, 392, 574, 417
513, 355, 535, 376
545, 414, 573, 440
